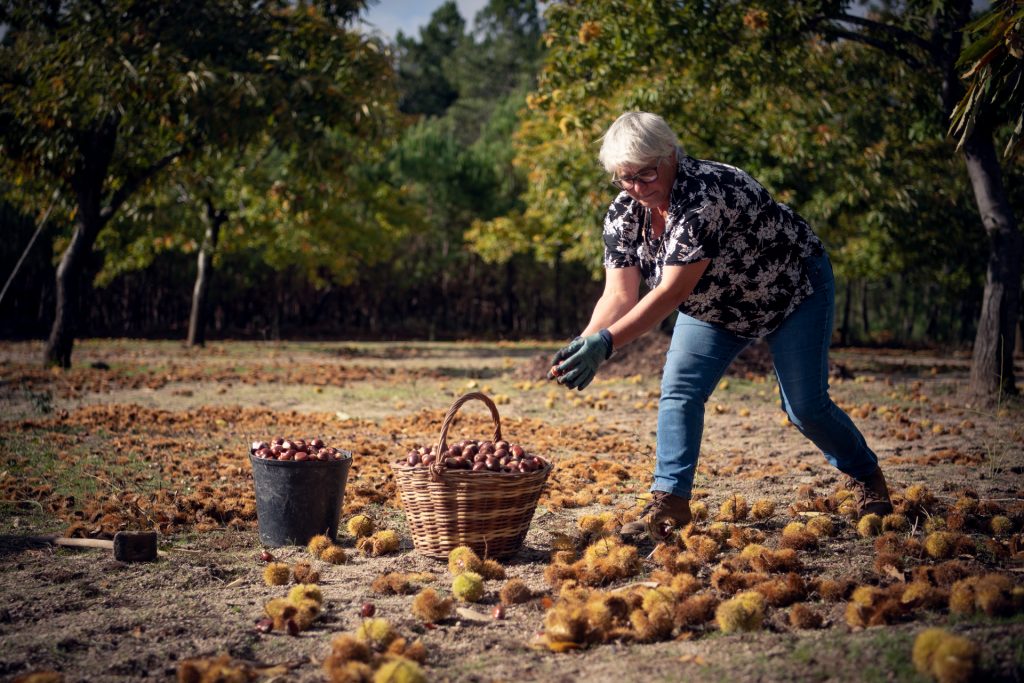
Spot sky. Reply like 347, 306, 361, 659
362, 0, 492, 43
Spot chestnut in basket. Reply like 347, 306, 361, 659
399, 438, 543, 474
250, 437, 346, 462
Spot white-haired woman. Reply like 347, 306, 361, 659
549, 111, 892, 541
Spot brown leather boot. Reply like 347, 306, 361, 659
620, 491, 691, 543
845, 467, 893, 517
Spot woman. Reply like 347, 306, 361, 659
550, 111, 892, 542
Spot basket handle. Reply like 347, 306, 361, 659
430, 392, 502, 478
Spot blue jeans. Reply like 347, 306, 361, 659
652, 252, 878, 499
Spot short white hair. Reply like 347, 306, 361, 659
598, 112, 679, 173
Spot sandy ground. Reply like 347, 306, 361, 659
0, 338, 1022, 682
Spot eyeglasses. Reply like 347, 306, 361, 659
611, 163, 660, 190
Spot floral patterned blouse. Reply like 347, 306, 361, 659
602, 150, 824, 339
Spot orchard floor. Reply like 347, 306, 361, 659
0, 337, 1022, 683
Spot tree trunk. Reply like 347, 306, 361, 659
860, 280, 870, 341
1015, 315, 1023, 357
553, 249, 562, 337
44, 213, 100, 367
963, 129, 1022, 397
43, 121, 118, 368
933, 0, 1021, 397
839, 279, 852, 346
187, 200, 226, 347
504, 258, 517, 334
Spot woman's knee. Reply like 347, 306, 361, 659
784, 392, 834, 426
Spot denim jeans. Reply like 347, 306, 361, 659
652, 252, 879, 499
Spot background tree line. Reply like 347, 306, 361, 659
1, 0, 1021, 397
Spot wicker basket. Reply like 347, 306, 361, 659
391, 392, 552, 560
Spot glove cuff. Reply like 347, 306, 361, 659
597, 328, 614, 359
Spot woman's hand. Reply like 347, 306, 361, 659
548, 337, 584, 379
549, 332, 610, 390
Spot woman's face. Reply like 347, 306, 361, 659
614, 151, 676, 210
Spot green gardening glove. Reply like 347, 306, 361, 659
552, 330, 611, 390
547, 337, 584, 380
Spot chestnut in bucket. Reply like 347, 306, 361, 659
250, 437, 347, 462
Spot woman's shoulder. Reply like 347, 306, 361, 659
675, 156, 767, 206
682, 155, 760, 185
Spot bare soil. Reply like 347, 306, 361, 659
0, 338, 1022, 683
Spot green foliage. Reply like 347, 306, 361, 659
395, 1, 465, 116
444, 0, 543, 144
950, 1, 1024, 159
474, 0, 986, 301
1, 0, 400, 298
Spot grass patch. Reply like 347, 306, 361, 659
2, 429, 168, 504
844, 629, 928, 683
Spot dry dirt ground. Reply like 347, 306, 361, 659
0, 337, 1022, 683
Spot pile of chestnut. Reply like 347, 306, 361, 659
250, 437, 347, 462
402, 439, 545, 473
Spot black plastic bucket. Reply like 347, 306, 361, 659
249, 451, 353, 547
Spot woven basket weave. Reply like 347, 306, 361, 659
391, 392, 551, 560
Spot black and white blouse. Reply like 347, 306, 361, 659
603, 151, 824, 339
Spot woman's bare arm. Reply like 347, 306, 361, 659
605, 259, 710, 348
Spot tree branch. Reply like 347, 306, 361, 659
812, 22, 924, 70
101, 146, 187, 221
832, 12, 935, 57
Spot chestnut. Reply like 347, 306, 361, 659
495, 440, 509, 451
281, 440, 294, 451
270, 444, 283, 455
422, 453, 435, 465
473, 452, 487, 464
449, 444, 462, 457
295, 451, 309, 462
472, 461, 487, 472
407, 452, 421, 466
272, 437, 284, 446
361, 602, 376, 617
260, 549, 274, 563
510, 445, 525, 458
310, 438, 324, 450
492, 604, 506, 620
251, 441, 268, 453
463, 444, 478, 457
255, 618, 273, 633
494, 448, 508, 460
278, 452, 293, 461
